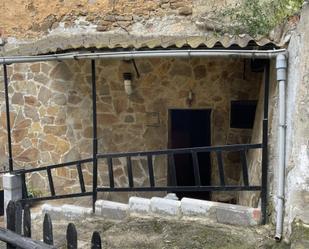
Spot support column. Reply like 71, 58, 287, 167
261, 60, 270, 225
3, 64, 14, 172
91, 59, 98, 213
3, 174, 22, 215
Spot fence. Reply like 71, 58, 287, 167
1, 200, 102, 249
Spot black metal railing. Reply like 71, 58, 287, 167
15, 158, 94, 203
96, 143, 262, 193
16, 143, 263, 205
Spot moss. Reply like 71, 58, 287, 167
216, 0, 304, 36
290, 220, 309, 244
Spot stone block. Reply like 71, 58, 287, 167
180, 198, 261, 226
150, 197, 181, 217
61, 204, 92, 218
216, 208, 251, 226
42, 204, 92, 220
42, 204, 63, 220
181, 198, 212, 216
3, 174, 22, 190
129, 197, 150, 214
3, 174, 23, 216
214, 203, 261, 226
96, 200, 128, 220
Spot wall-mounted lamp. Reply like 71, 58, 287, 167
186, 89, 194, 106
123, 73, 133, 95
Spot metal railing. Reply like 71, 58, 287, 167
16, 143, 263, 207
96, 143, 262, 193
15, 158, 93, 203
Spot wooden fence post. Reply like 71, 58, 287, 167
6, 201, 16, 249
43, 213, 53, 245
66, 223, 77, 249
14, 202, 22, 235
23, 204, 31, 238
91, 231, 102, 249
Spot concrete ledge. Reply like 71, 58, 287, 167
129, 197, 150, 214
96, 200, 128, 220
150, 197, 181, 217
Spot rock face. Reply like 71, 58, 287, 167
0, 57, 262, 203
1, 0, 194, 39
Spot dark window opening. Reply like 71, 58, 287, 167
230, 100, 257, 129
250, 59, 268, 72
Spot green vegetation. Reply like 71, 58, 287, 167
27, 187, 43, 199
218, 0, 304, 36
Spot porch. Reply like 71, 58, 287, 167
0, 35, 280, 225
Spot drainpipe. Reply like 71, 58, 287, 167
275, 54, 287, 241
0, 49, 287, 64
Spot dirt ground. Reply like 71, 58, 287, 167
1, 199, 304, 248
29, 212, 287, 249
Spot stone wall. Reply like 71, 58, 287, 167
0, 0, 221, 39
0, 57, 262, 202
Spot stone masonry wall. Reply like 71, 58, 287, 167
0, 57, 262, 203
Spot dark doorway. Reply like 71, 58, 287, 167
168, 109, 211, 200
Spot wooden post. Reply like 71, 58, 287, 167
6, 201, 16, 249
66, 223, 77, 249
43, 214, 53, 245
91, 231, 102, 249
14, 202, 22, 235
23, 204, 31, 238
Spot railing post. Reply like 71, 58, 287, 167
261, 60, 270, 225
3, 64, 13, 172
3, 174, 22, 217
91, 59, 98, 213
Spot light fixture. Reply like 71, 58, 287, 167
186, 89, 194, 106
123, 73, 133, 95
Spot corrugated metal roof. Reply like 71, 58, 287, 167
3, 33, 285, 56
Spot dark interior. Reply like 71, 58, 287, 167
169, 109, 211, 200
230, 100, 258, 129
